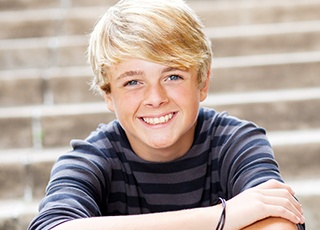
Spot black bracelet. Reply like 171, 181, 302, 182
215, 197, 226, 230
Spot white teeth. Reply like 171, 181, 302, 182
143, 113, 173, 125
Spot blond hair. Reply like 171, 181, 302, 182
87, 0, 212, 94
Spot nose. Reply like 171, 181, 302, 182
144, 83, 169, 107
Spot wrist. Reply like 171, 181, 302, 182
215, 198, 226, 230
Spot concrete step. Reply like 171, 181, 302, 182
0, 87, 319, 149
190, 0, 320, 27
0, 102, 115, 149
0, 36, 87, 70
0, 199, 38, 230
204, 87, 320, 131
0, 0, 116, 11
0, 133, 318, 199
1, 50, 320, 107
210, 20, 320, 57
0, 148, 65, 200
1, 20, 320, 70
211, 51, 320, 94
0, 66, 99, 107
1, 0, 320, 38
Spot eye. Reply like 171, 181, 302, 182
124, 80, 139, 87
167, 75, 182, 81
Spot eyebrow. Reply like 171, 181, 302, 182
161, 66, 188, 74
116, 70, 144, 81
116, 66, 187, 81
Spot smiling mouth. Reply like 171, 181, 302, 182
142, 113, 174, 125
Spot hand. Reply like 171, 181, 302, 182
224, 179, 305, 230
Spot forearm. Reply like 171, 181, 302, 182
51, 206, 222, 230
242, 217, 298, 230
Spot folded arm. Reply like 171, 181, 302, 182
50, 180, 303, 230
242, 217, 298, 230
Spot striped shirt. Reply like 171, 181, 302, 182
28, 107, 303, 230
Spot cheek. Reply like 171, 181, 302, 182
114, 91, 142, 113
169, 85, 201, 103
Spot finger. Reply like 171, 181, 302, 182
264, 202, 305, 224
256, 179, 296, 196
260, 193, 305, 224
258, 188, 303, 214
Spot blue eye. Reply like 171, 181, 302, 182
168, 75, 181, 81
124, 80, 138, 86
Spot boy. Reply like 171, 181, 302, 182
28, 0, 305, 229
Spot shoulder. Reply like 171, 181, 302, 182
54, 120, 129, 173
70, 120, 128, 154
199, 107, 256, 128
198, 107, 266, 141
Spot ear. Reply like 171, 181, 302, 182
103, 92, 115, 112
200, 69, 211, 102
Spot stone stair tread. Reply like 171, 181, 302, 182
0, 128, 319, 156
0, 139, 318, 200
0, 199, 38, 230
1, 0, 320, 26
1, 2, 320, 39
214, 50, 320, 68
1, 55, 319, 107
1, 49, 320, 73
0, 200, 38, 217
0, 87, 318, 118
0, 147, 66, 162
0, 0, 116, 11
203, 87, 320, 106
208, 20, 320, 37
2, 19, 320, 48
268, 129, 320, 146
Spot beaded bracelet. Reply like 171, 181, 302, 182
215, 197, 226, 230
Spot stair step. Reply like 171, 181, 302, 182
272, 140, 320, 180
204, 88, 320, 131
0, 0, 116, 11
191, 0, 320, 27
1, 21, 320, 70
1, 51, 319, 107
0, 148, 65, 200
0, 200, 38, 230
209, 20, 320, 57
212, 56, 320, 94
0, 133, 319, 200
0, 88, 319, 149
1, 0, 320, 37
0, 36, 88, 70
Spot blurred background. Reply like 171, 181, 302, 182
0, 0, 319, 229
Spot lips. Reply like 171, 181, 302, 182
142, 113, 174, 125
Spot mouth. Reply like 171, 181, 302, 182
141, 112, 175, 125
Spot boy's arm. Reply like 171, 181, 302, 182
242, 217, 298, 230
50, 180, 303, 230
51, 212, 298, 230
51, 205, 222, 230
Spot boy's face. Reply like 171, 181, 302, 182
104, 58, 210, 162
